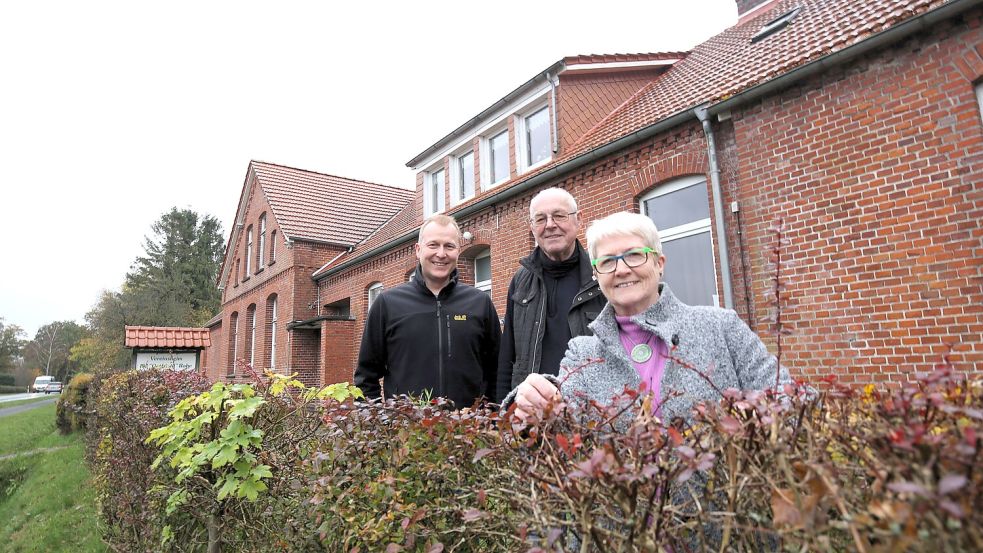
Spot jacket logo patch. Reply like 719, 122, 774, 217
454, 315, 467, 321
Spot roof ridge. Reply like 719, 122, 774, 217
251, 159, 412, 191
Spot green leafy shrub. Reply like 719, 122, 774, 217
0, 373, 14, 386
146, 370, 361, 552
0, 385, 25, 394
55, 372, 95, 434
86, 368, 210, 553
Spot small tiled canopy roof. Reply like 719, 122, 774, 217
124, 326, 211, 349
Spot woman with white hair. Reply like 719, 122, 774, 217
509, 211, 790, 424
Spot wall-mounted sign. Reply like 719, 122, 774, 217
135, 351, 198, 371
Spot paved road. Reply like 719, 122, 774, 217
0, 392, 47, 403
0, 397, 58, 418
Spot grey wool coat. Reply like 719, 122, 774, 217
506, 284, 791, 424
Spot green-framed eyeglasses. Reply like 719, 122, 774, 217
591, 247, 656, 274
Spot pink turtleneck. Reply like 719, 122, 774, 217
615, 314, 668, 415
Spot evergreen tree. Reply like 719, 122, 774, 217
125, 207, 225, 326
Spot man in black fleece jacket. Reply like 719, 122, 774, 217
355, 214, 500, 407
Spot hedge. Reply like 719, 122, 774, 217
0, 384, 26, 394
85, 363, 982, 552
0, 373, 14, 386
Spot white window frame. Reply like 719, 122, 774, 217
424, 166, 446, 216
248, 308, 257, 366
976, 82, 983, 123
270, 230, 277, 262
368, 282, 384, 308
269, 297, 277, 369
516, 103, 552, 173
640, 175, 719, 306
451, 148, 477, 204
230, 313, 239, 373
480, 128, 510, 189
258, 215, 266, 268
474, 249, 491, 293
245, 227, 253, 275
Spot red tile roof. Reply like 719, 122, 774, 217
252, 161, 414, 246
124, 326, 211, 349
571, 0, 947, 153
315, 0, 953, 278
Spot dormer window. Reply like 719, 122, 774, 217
424, 167, 446, 216
519, 105, 551, 171
453, 150, 476, 203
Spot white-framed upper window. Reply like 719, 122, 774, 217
424, 168, 446, 216
248, 306, 257, 367
368, 282, 384, 308
245, 226, 253, 276
258, 214, 266, 268
482, 129, 510, 187
518, 105, 551, 172
474, 249, 491, 293
640, 175, 719, 307
452, 150, 476, 203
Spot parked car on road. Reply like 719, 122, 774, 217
44, 382, 63, 394
32, 376, 53, 393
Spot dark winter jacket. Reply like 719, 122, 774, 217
355, 266, 501, 408
496, 241, 605, 401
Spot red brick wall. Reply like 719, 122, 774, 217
322, 319, 355, 385
204, 173, 347, 382
557, 69, 668, 152
728, 14, 983, 384
290, 329, 321, 387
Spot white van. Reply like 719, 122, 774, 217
32, 375, 53, 393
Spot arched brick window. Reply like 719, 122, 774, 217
245, 304, 257, 368
228, 311, 239, 375
245, 226, 254, 276
367, 282, 383, 310
258, 214, 267, 268
640, 175, 718, 306
266, 294, 278, 370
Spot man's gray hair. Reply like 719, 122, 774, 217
529, 187, 578, 217
586, 211, 662, 259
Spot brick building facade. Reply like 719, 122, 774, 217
205, 0, 983, 388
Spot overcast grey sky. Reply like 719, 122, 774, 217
0, 0, 738, 337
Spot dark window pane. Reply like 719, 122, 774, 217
661, 232, 716, 306
643, 181, 710, 230
475, 254, 491, 282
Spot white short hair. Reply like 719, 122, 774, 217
586, 212, 662, 259
529, 187, 578, 217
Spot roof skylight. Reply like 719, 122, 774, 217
751, 6, 802, 43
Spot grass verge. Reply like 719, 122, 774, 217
0, 402, 105, 552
